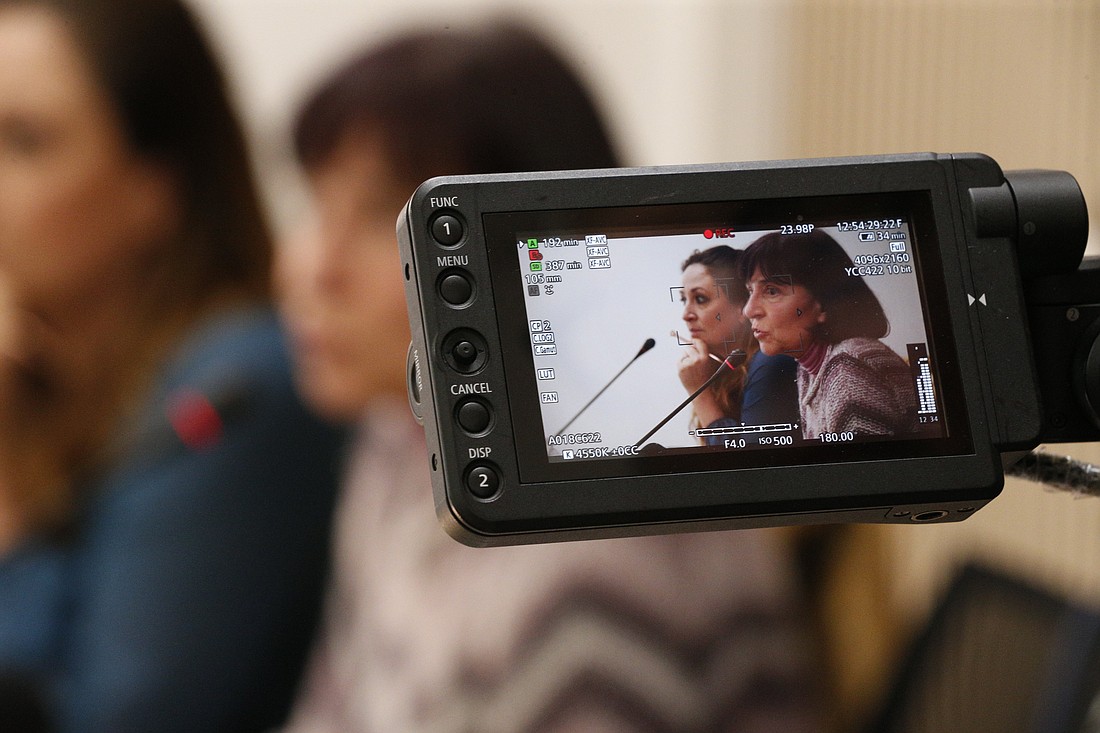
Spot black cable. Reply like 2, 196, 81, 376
1007, 449, 1100, 498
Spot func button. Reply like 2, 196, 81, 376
431, 213, 464, 246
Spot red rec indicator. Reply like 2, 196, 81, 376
703, 228, 735, 240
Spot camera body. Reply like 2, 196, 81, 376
398, 153, 1089, 546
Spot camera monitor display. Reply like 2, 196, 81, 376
398, 154, 1059, 543
483, 191, 973, 483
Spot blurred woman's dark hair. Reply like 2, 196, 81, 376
293, 20, 621, 181
739, 229, 890, 344
1, 0, 271, 305
0, 0, 272, 530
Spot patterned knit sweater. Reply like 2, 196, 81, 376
798, 337, 917, 440
284, 403, 823, 733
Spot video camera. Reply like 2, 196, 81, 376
398, 153, 1090, 546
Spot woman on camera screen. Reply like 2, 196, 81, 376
740, 230, 917, 439
677, 245, 798, 444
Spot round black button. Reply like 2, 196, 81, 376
431, 214, 463, 246
452, 340, 478, 366
466, 465, 500, 499
441, 329, 488, 374
439, 272, 473, 306
456, 399, 492, 435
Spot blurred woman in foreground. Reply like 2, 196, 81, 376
279, 21, 823, 733
0, 0, 344, 730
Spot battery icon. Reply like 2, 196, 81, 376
858, 232, 876, 242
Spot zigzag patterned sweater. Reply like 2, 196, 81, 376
285, 404, 823, 733
798, 337, 917, 440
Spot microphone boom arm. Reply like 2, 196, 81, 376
634, 349, 746, 448
553, 338, 655, 437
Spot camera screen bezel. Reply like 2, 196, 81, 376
402, 155, 1011, 541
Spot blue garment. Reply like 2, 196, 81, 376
0, 307, 346, 733
741, 351, 800, 427
705, 351, 799, 446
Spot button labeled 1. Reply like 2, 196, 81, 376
431, 214, 463, 246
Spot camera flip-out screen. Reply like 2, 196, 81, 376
400, 154, 1042, 545
485, 191, 972, 485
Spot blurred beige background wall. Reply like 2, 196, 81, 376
189, 0, 1099, 634
189, 0, 801, 231
779, 0, 1100, 626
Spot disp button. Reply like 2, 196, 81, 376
466, 464, 500, 500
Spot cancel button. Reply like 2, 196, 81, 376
456, 399, 493, 435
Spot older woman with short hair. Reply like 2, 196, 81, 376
740, 229, 918, 439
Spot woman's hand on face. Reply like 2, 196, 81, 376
678, 337, 726, 428
677, 337, 717, 394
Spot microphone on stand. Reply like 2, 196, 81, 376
634, 348, 747, 448
553, 338, 656, 437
